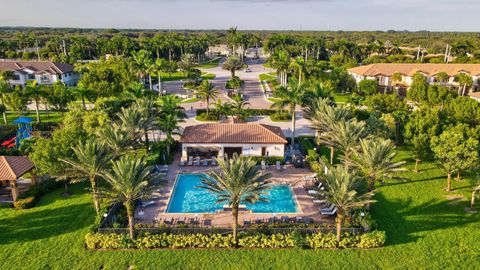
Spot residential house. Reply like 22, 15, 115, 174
0, 60, 79, 87
180, 121, 287, 160
348, 63, 480, 95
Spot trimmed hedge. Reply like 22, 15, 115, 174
250, 156, 285, 165
270, 111, 291, 122
85, 231, 386, 250
196, 108, 278, 117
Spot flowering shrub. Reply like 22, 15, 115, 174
85, 231, 386, 250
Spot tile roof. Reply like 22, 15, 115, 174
0, 60, 74, 74
348, 63, 480, 77
0, 156, 35, 181
180, 123, 287, 144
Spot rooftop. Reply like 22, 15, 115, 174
180, 122, 287, 144
0, 156, 35, 181
348, 63, 480, 77
0, 60, 74, 74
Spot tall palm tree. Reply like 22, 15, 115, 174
454, 73, 473, 96
131, 50, 152, 86
158, 113, 184, 154
97, 124, 135, 158
71, 85, 95, 110
155, 58, 168, 96
133, 98, 158, 151
158, 94, 187, 119
329, 119, 367, 169
269, 50, 290, 87
289, 56, 306, 85
231, 95, 250, 120
60, 140, 110, 214
351, 138, 406, 191
117, 106, 143, 142
198, 154, 271, 246
304, 98, 353, 164
323, 166, 375, 243
195, 80, 219, 116
0, 79, 12, 124
271, 80, 307, 148
25, 80, 42, 122
100, 155, 153, 240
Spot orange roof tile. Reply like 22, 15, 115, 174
0, 156, 35, 181
180, 123, 287, 144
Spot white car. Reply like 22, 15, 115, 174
244, 68, 252, 72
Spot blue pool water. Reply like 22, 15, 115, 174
166, 173, 298, 213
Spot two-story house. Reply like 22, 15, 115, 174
348, 63, 480, 96
0, 60, 79, 87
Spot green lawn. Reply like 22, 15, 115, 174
0, 148, 479, 269
181, 97, 199, 103
332, 92, 351, 104
196, 57, 222, 69
4, 111, 63, 124
157, 72, 215, 82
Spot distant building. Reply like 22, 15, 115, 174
348, 63, 480, 95
180, 121, 287, 160
0, 60, 78, 87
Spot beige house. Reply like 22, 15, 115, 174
348, 63, 480, 94
180, 122, 287, 160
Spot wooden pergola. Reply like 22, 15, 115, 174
0, 156, 36, 201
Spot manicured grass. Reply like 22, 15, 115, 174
196, 57, 222, 69
332, 92, 351, 104
4, 111, 63, 124
156, 72, 215, 82
259, 73, 276, 82
0, 148, 479, 269
181, 97, 199, 103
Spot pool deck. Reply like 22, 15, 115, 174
135, 153, 334, 227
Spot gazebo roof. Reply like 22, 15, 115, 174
0, 156, 35, 181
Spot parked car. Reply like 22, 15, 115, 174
244, 68, 252, 72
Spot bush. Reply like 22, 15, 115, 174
13, 197, 35, 209
13, 178, 63, 210
196, 108, 278, 117
225, 77, 244, 89
196, 112, 219, 122
250, 156, 285, 165
270, 111, 291, 122
357, 231, 386, 248
85, 231, 386, 250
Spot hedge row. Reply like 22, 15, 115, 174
85, 231, 386, 250
196, 108, 278, 117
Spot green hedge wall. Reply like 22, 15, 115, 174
85, 231, 386, 250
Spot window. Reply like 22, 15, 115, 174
12, 74, 20, 80
41, 74, 50, 82
58, 74, 62, 80
27, 74, 35, 80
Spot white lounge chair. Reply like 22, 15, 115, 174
302, 174, 317, 181
203, 159, 208, 166
188, 156, 193, 166
180, 159, 186, 166
313, 199, 327, 204
320, 204, 335, 212
321, 207, 337, 216
194, 157, 200, 166
211, 157, 217, 166
275, 161, 281, 170
308, 190, 319, 195
261, 160, 266, 170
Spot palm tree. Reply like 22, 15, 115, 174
271, 80, 307, 148
222, 55, 244, 78
25, 80, 42, 122
71, 85, 94, 110
131, 50, 152, 86
303, 98, 353, 164
198, 154, 271, 246
323, 166, 375, 243
434, 72, 449, 84
329, 119, 367, 169
97, 124, 135, 158
158, 94, 187, 119
100, 155, 153, 240
125, 82, 146, 100
0, 79, 12, 124
60, 140, 110, 214
133, 98, 158, 151
351, 138, 406, 191
454, 73, 473, 96
158, 113, 184, 154
269, 50, 291, 87
117, 106, 143, 142
304, 81, 334, 106
195, 80, 219, 116
289, 57, 306, 85
470, 182, 480, 212
231, 95, 250, 120
155, 58, 168, 96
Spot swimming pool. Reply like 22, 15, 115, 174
166, 173, 298, 213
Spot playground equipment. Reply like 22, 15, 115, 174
12, 117, 33, 148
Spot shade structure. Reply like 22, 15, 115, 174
0, 156, 35, 202
12, 117, 34, 125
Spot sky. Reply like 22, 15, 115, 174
0, 0, 479, 31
